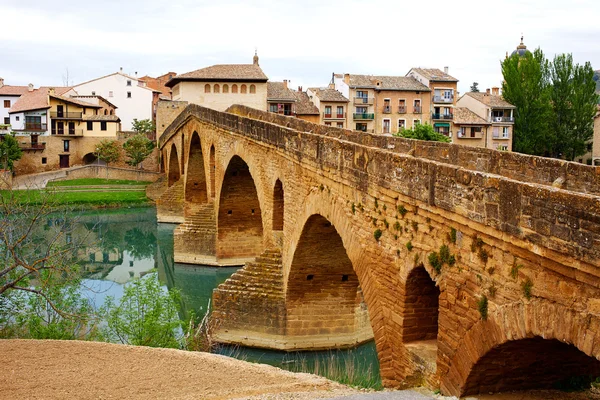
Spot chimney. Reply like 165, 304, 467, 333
298, 86, 302, 92
283, 80, 288, 89
49, 87, 55, 95
486, 88, 491, 94
28, 83, 34, 92
444, 66, 449, 74
491, 87, 499, 95
120, 67, 123, 73
0, 78, 3, 88
253, 50, 259, 66
328, 82, 335, 89
344, 73, 350, 84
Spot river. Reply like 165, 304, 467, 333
49, 207, 381, 387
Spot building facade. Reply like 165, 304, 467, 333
74, 70, 157, 131
456, 89, 515, 151
452, 107, 491, 148
306, 86, 349, 129
0, 79, 29, 133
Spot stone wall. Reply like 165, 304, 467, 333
55, 165, 162, 182
156, 100, 188, 142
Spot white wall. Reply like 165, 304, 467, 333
173, 81, 267, 112
74, 73, 153, 130
0, 96, 19, 127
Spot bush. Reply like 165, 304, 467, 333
393, 123, 451, 143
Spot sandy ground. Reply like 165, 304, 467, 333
0, 340, 360, 400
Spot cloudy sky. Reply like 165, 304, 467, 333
2, 0, 599, 94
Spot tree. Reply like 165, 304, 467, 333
501, 48, 552, 155
132, 119, 156, 136
470, 82, 480, 92
549, 54, 598, 160
101, 272, 181, 348
0, 135, 23, 171
123, 134, 155, 169
393, 123, 451, 143
95, 140, 121, 178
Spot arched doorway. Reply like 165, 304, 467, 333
272, 179, 284, 231
168, 143, 180, 187
402, 266, 439, 342
185, 132, 207, 203
82, 152, 106, 166
217, 155, 263, 260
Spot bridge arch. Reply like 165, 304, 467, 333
402, 264, 439, 343
272, 179, 284, 232
184, 132, 208, 203
167, 143, 181, 187
216, 154, 264, 260
209, 145, 216, 199
441, 300, 600, 397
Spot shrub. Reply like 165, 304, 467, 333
406, 241, 413, 251
477, 295, 488, 320
428, 252, 442, 273
522, 278, 533, 299
397, 205, 407, 217
449, 228, 457, 244
373, 229, 382, 241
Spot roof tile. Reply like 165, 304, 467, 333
410, 68, 458, 82
308, 87, 349, 102
342, 74, 431, 91
465, 92, 516, 108
453, 107, 491, 125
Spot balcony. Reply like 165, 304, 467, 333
433, 95, 454, 103
354, 128, 374, 133
323, 113, 345, 119
382, 106, 392, 114
52, 129, 84, 136
353, 113, 375, 120
413, 106, 422, 114
19, 142, 46, 151
432, 113, 454, 120
398, 106, 407, 114
50, 111, 83, 119
21, 123, 47, 131
491, 116, 514, 123
353, 97, 374, 105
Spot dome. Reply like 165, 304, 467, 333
511, 36, 531, 57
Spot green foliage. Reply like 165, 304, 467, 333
383, 219, 389, 229
449, 228, 457, 244
131, 118, 156, 135
394, 221, 401, 231
351, 203, 356, 214
448, 255, 456, 266
478, 248, 489, 264
101, 273, 182, 348
470, 82, 480, 92
477, 295, 488, 320
522, 278, 533, 299
393, 123, 451, 143
123, 134, 155, 168
373, 229, 382, 241
510, 263, 522, 279
95, 139, 121, 165
374, 198, 379, 209
411, 221, 418, 232
382, 204, 386, 211
406, 241, 413, 251
439, 244, 451, 265
471, 235, 484, 252
428, 252, 442, 273
488, 284, 497, 298
397, 205, 407, 217
0, 135, 23, 171
319, 184, 324, 191
372, 217, 377, 226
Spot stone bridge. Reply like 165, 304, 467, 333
157, 104, 600, 397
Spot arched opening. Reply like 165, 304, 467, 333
402, 266, 439, 342
287, 214, 372, 342
217, 155, 263, 260
204, 84, 211, 93
249, 84, 256, 94
168, 143, 180, 187
223, 84, 229, 93
463, 338, 600, 396
181, 134, 185, 175
82, 152, 106, 166
209, 145, 216, 199
185, 132, 207, 203
272, 179, 284, 231
241, 84, 247, 94
214, 84, 220, 93
104, 109, 107, 115
232, 84, 238, 93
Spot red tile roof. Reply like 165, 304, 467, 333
9, 88, 51, 113
0, 85, 29, 96
167, 64, 268, 87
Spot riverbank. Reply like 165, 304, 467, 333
0, 340, 361, 400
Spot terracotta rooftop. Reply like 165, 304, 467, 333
167, 64, 268, 87
339, 74, 431, 91
0, 85, 29, 96
410, 68, 458, 82
51, 94, 102, 108
71, 95, 118, 109
139, 72, 176, 97
308, 87, 349, 102
267, 82, 296, 101
453, 107, 491, 125
9, 88, 51, 113
465, 92, 516, 109
292, 91, 319, 115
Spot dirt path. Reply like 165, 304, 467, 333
0, 340, 360, 400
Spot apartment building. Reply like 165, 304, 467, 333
0, 79, 29, 133
456, 88, 515, 151
306, 86, 349, 129
407, 68, 458, 138
333, 73, 430, 134
453, 107, 491, 148
267, 81, 296, 116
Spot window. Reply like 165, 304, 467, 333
100, 121, 107, 131
413, 119, 421, 127
413, 100, 421, 113
232, 84, 238, 93
383, 99, 391, 113
356, 106, 367, 114
127, 92, 132, 98
269, 104, 278, 113
15, 116, 19, 121
498, 144, 509, 151
91, 91, 96, 95
502, 127, 509, 138
3, 100, 10, 108
249, 84, 256, 94
336, 106, 344, 118
127, 80, 132, 86
325, 122, 332, 126
86, 121, 93, 131
398, 119, 406, 130
3, 117, 9, 124
356, 90, 367, 98
444, 89, 453, 100
110, 109, 113, 115
457, 127, 465, 137
324, 106, 332, 117
205, 84, 211, 93
41, 157, 47, 164
223, 84, 229, 93
355, 123, 367, 132
241, 84, 247, 94
383, 119, 391, 134
492, 126, 499, 138
214, 84, 220, 93
63, 140, 70, 152
337, 122, 344, 128
104, 109, 108, 115
471, 126, 482, 138
109, 91, 113, 97
435, 125, 450, 136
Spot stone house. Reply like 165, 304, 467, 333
456, 89, 515, 151
166, 53, 268, 113
407, 67, 458, 138
266, 81, 320, 123
306, 86, 349, 129
452, 107, 491, 148
0, 79, 29, 133
333, 73, 431, 134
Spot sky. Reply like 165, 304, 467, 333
2, 0, 600, 95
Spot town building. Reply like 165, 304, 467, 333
452, 107, 491, 148
456, 88, 515, 151
407, 68, 458, 138
166, 53, 268, 112
73, 69, 158, 131
267, 81, 296, 116
333, 73, 430, 134
306, 86, 349, 129
0, 79, 29, 133
291, 90, 320, 123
